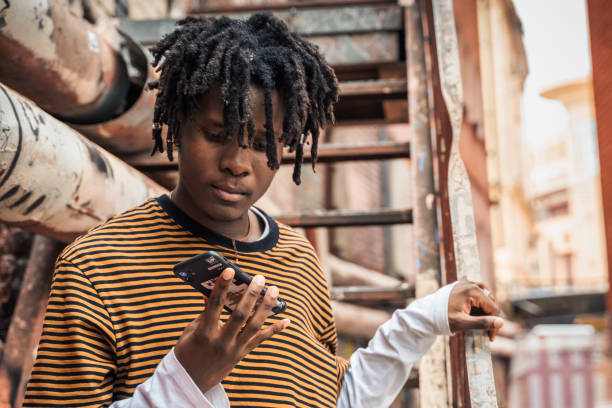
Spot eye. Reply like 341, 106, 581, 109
252, 140, 267, 152
203, 131, 225, 143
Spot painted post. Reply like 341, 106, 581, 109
431, 0, 498, 406
405, 1, 451, 406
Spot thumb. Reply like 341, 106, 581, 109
459, 315, 504, 331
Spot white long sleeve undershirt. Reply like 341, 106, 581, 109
109, 282, 457, 408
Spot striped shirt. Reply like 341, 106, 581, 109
24, 195, 349, 407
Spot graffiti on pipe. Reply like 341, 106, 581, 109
0, 83, 166, 242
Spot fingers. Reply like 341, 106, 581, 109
199, 268, 235, 332
474, 281, 497, 302
240, 285, 279, 339
222, 274, 266, 338
245, 319, 291, 352
449, 280, 505, 341
468, 285, 500, 317
452, 314, 504, 333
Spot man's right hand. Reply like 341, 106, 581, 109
174, 268, 290, 394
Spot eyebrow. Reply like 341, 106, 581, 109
206, 120, 269, 139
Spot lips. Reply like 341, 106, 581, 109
211, 184, 248, 203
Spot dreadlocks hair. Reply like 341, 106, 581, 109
148, 13, 339, 185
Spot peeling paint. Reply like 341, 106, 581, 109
0, 85, 166, 243
1, 0, 56, 60
432, 0, 499, 405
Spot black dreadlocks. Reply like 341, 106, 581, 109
148, 13, 339, 185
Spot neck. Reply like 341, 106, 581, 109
170, 187, 261, 241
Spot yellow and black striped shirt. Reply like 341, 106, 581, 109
24, 195, 349, 407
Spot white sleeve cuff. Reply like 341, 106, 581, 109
429, 280, 457, 336
111, 348, 230, 407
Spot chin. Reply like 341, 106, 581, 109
201, 201, 249, 222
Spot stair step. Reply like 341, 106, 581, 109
339, 78, 406, 98
273, 208, 413, 227
128, 140, 411, 171
282, 140, 410, 164
330, 283, 414, 302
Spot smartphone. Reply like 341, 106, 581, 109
173, 250, 287, 315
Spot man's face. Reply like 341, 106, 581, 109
176, 85, 284, 222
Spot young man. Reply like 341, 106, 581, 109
23, 14, 503, 407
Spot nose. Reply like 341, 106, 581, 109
219, 136, 252, 177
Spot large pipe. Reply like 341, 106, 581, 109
0, 0, 157, 153
328, 254, 403, 287
0, 84, 167, 243
0, 235, 63, 408
331, 301, 391, 339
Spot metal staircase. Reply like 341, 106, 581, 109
119, 0, 497, 406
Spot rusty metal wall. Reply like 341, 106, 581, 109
587, 0, 612, 336
0, 236, 63, 408
0, 226, 32, 347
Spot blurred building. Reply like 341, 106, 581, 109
476, 0, 531, 303
522, 77, 607, 295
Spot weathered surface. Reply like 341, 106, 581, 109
274, 208, 412, 228
0, 235, 63, 408
406, 2, 451, 406
0, 84, 166, 243
586, 0, 612, 345
0, 0, 118, 118
0, 226, 32, 349
192, 0, 394, 13
122, 5, 402, 40
331, 300, 391, 338
432, 0, 498, 406
328, 254, 403, 287
0, 0, 158, 154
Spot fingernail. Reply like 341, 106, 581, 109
282, 319, 291, 328
493, 317, 504, 328
253, 275, 265, 285
222, 268, 234, 280
268, 286, 279, 298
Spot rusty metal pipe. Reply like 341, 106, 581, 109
0, 235, 63, 408
0, 84, 167, 243
331, 301, 392, 339
328, 254, 403, 287
0, 0, 157, 153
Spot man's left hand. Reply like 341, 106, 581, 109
448, 280, 504, 341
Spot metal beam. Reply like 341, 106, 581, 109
431, 0, 498, 405
0, 84, 167, 243
120, 5, 402, 42
330, 283, 414, 302
339, 78, 407, 98
283, 140, 411, 164
406, 2, 451, 406
191, 0, 395, 13
126, 140, 411, 171
421, 0, 470, 404
273, 208, 413, 228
